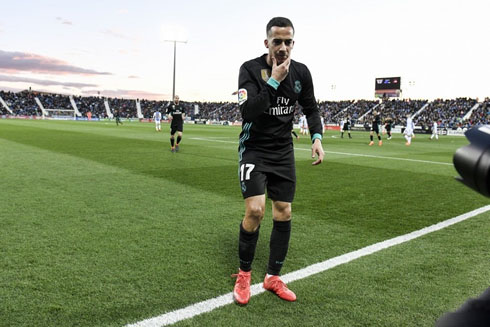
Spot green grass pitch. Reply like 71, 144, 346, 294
0, 119, 488, 327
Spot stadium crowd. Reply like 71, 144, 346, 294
416, 97, 478, 129
317, 100, 354, 123
73, 96, 106, 118
0, 90, 39, 116
340, 100, 379, 123
467, 97, 490, 126
0, 89, 487, 129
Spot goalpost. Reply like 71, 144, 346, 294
43, 108, 76, 120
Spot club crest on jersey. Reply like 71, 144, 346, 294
261, 69, 271, 82
238, 88, 248, 105
294, 80, 302, 93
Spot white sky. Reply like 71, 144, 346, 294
0, 0, 488, 101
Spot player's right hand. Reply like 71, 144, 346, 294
271, 56, 290, 83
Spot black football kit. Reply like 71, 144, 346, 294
237, 54, 323, 202
343, 119, 351, 131
167, 103, 184, 134
371, 113, 381, 134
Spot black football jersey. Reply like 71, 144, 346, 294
238, 54, 322, 153
167, 103, 184, 125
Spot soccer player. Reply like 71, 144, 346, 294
166, 95, 185, 152
299, 113, 308, 135
114, 109, 123, 126
341, 116, 352, 139
233, 17, 324, 305
430, 120, 439, 140
404, 114, 415, 146
369, 111, 382, 146
384, 116, 393, 140
153, 109, 162, 132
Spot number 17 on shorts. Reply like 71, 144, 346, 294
240, 164, 255, 181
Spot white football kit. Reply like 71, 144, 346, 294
431, 122, 439, 139
404, 117, 415, 145
153, 111, 162, 131
300, 115, 308, 135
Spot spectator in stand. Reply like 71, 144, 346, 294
418, 97, 477, 130
0, 89, 487, 129
467, 97, 489, 126
0, 90, 39, 116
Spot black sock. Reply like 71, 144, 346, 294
341, 132, 344, 138
370, 135, 373, 141
239, 222, 260, 272
177, 135, 182, 145
170, 138, 175, 147
267, 220, 291, 275
378, 135, 381, 140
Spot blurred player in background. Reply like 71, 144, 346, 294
404, 114, 415, 146
114, 109, 122, 126
153, 109, 162, 132
299, 113, 308, 135
369, 111, 382, 146
166, 95, 185, 152
341, 115, 352, 139
430, 120, 439, 140
384, 116, 393, 140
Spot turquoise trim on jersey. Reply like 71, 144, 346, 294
238, 122, 253, 161
311, 133, 322, 143
267, 77, 280, 90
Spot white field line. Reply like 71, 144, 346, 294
125, 205, 490, 327
189, 137, 453, 166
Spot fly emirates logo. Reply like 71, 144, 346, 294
268, 97, 295, 116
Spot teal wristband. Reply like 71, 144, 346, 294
311, 133, 322, 143
267, 77, 280, 90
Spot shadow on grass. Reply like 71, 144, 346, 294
0, 125, 241, 199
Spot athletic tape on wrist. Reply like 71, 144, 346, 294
267, 77, 280, 90
311, 133, 322, 143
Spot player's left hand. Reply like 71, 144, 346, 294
311, 138, 324, 165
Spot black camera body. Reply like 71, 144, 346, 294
453, 125, 490, 197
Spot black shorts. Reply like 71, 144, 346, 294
238, 149, 296, 203
370, 124, 380, 134
343, 125, 349, 131
385, 125, 392, 131
170, 123, 183, 134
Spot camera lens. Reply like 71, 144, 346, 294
454, 144, 490, 197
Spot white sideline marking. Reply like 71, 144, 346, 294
190, 137, 452, 166
125, 205, 490, 327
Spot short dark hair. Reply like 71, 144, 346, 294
266, 17, 294, 36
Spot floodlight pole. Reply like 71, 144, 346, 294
165, 39, 187, 100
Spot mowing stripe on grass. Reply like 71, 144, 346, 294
125, 204, 490, 327
190, 137, 452, 166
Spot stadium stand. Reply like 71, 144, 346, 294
467, 97, 489, 126
73, 96, 106, 118
336, 100, 380, 124
416, 97, 478, 130
0, 89, 487, 132
0, 90, 39, 116
319, 100, 354, 124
